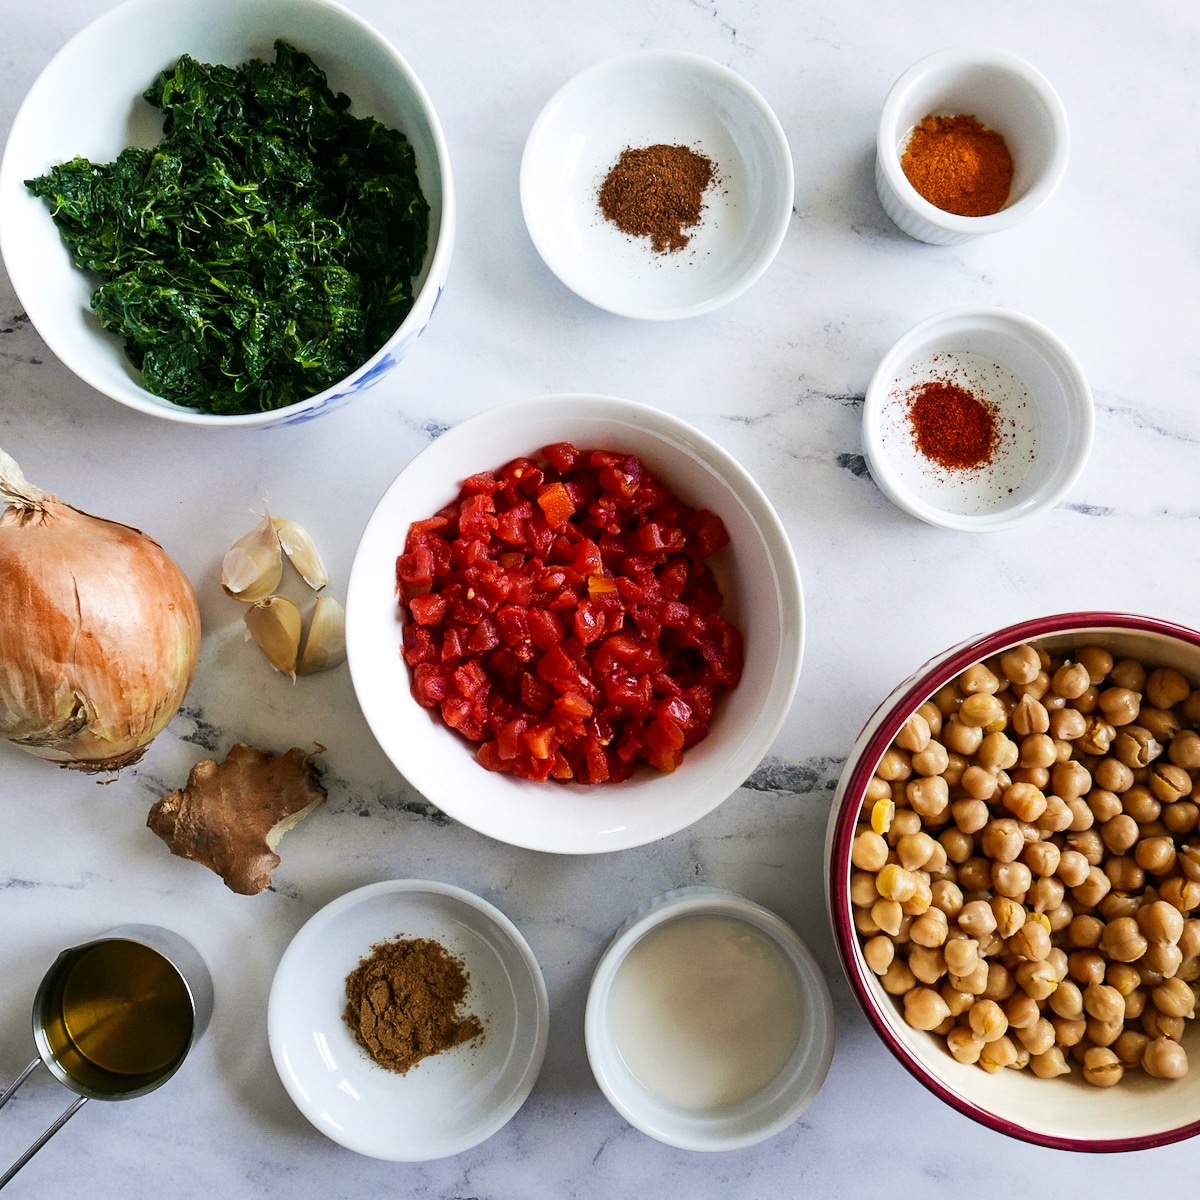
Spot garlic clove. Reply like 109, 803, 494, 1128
273, 518, 328, 592
245, 595, 302, 679
222, 511, 282, 602
298, 597, 346, 675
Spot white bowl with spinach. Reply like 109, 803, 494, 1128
0, 0, 453, 427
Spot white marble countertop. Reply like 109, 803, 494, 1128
2, 0, 1199, 1195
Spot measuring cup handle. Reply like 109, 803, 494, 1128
0, 1061, 88, 1192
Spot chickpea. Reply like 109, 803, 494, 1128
1069, 829, 1106, 866
950, 961, 990, 996
943, 937, 981, 978
1014, 960, 1058, 1002
1168, 730, 1200, 771
1002, 782, 1047, 823
1138, 900, 1185, 946
1082, 1047, 1124, 1088
850, 870, 881, 908
990, 895, 1026, 939
984, 961, 1017, 1002
1000, 644, 1041, 686
1077, 717, 1116, 756
1087, 1016, 1124, 1048
907, 774, 950, 820
895, 831, 936, 871
1098, 916, 1148, 964
1142, 1008, 1186, 1041
959, 663, 1000, 695
880, 958, 917, 996
1013, 670, 1051, 701
1152, 977, 1197, 1019
1142, 1037, 1190, 1079
1048, 979, 1084, 1020
1027, 878, 1065, 915
1158, 876, 1200, 913
1140, 706, 1182, 743
1136, 836, 1178, 876
1065, 796, 1095, 832
1011, 766, 1050, 790
1069, 949, 1108, 987
1113, 1029, 1150, 1068
911, 739, 950, 779
931, 879, 964, 917
904, 987, 952, 1031
1113, 726, 1163, 769
1082, 982, 1125, 1023
876, 864, 919, 903
1141, 942, 1184, 979
976, 731, 1019, 771
900, 875, 933, 917
1049, 707, 1087, 741
1057, 851, 1092, 890
895, 712, 932, 754
946, 1026, 985, 1065
876, 747, 912, 782
1146, 667, 1191, 711
1149, 762, 1192, 805
871, 899, 904, 936
852, 830, 889, 872
864, 935, 894, 975
968, 998, 1008, 1042
991, 861, 1033, 900
911, 908, 949, 949
957, 899, 997, 939
1076, 646, 1114, 685
1180, 846, 1200, 884
1046, 902, 1075, 933
1105, 856, 1145, 892
941, 716, 984, 756
908, 944, 948, 985
960, 693, 1007, 729
1051, 761, 1092, 801
1030, 1046, 1071, 1078
1180, 919, 1200, 959
1110, 658, 1148, 692
1052, 662, 1091, 700
853, 906, 881, 936
1009, 921, 1051, 962
1001, 989, 1040, 1030
1101, 814, 1139, 856
1099, 891, 1141, 922
939, 828, 974, 864
1163, 800, 1200, 836
1093, 757, 1134, 794
1072, 866, 1112, 908
981, 818, 1024, 863
1051, 1014, 1087, 1047
1011, 695, 1050, 737
1099, 686, 1142, 727
958, 857, 994, 893
1123, 787, 1161, 825
978, 1034, 1019, 1073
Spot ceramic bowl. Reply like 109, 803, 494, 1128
0, 0, 453, 428
520, 51, 793, 319
345, 393, 804, 854
875, 46, 1069, 245
826, 612, 1200, 1151
585, 887, 834, 1151
862, 307, 1093, 532
267, 879, 548, 1161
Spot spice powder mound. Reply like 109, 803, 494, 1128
598, 143, 715, 253
901, 114, 1013, 218
905, 380, 999, 472
343, 936, 484, 1075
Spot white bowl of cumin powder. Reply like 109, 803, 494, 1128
268, 879, 549, 1160
520, 50, 793, 319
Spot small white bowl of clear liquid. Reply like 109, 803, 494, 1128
585, 887, 834, 1151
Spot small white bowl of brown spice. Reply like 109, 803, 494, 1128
875, 46, 1070, 245
862, 307, 1094, 532
267, 879, 548, 1161
520, 51, 793, 319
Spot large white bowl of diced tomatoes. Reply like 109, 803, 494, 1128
346, 393, 804, 854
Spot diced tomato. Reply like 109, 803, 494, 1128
396, 446, 743, 783
536, 481, 576, 529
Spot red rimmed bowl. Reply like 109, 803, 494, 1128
826, 611, 1200, 1151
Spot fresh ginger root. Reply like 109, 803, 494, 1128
147, 743, 326, 894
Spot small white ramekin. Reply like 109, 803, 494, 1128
862, 307, 1093, 532
875, 47, 1069, 245
584, 887, 834, 1152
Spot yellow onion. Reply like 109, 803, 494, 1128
0, 447, 201, 771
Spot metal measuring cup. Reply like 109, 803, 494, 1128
0, 924, 213, 1191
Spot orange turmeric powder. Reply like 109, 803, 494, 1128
901, 114, 1013, 217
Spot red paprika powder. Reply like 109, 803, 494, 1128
905, 381, 998, 471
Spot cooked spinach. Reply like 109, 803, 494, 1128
26, 41, 429, 415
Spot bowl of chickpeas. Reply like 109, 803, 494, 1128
826, 611, 1200, 1150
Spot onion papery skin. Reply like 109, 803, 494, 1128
0, 500, 201, 771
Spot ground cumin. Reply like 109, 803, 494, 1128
598, 143, 715, 253
901, 114, 1013, 218
343, 936, 483, 1075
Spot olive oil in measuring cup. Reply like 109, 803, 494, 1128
39, 939, 194, 1092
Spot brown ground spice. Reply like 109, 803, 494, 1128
598, 143, 715, 253
343, 936, 483, 1075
